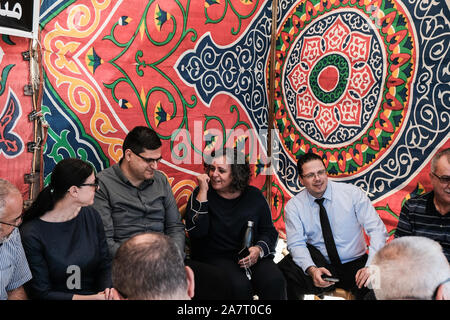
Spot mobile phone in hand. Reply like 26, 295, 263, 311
321, 275, 340, 282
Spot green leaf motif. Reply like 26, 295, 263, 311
0, 64, 15, 96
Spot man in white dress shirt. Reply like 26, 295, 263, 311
277, 153, 388, 299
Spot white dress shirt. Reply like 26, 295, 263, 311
285, 180, 388, 272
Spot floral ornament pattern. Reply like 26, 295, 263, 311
274, 1, 415, 183
40, 0, 268, 189
36, 0, 450, 239
285, 15, 382, 143
0, 89, 23, 157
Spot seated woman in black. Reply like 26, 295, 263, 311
185, 148, 287, 299
20, 158, 113, 300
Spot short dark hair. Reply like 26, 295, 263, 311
296, 152, 325, 177
204, 147, 250, 192
112, 233, 187, 300
122, 126, 162, 155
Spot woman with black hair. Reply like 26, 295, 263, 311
20, 158, 113, 300
185, 148, 287, 299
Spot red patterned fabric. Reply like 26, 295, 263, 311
0, 35, 34, 198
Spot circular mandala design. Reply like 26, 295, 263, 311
284, 11, 384, 145
273, 1, 416, 177
310, 53, 349, 104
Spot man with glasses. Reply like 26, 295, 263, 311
93, 126, 184, 257
370, 236, 449, 300
93, 126, 231, 299
395, 147, 450, 261
0, 179, 32, 300
277, 152, 388, 299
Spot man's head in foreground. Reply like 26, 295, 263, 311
371, 236, 449, 300
112, 232, 194, 300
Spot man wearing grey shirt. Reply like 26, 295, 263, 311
93, 126, 231, 299
93, 126, 184, 257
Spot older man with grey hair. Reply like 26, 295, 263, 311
395, 147, 450, 261
0, 179, 32, 300
370, 236, 450, 300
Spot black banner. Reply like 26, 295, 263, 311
0, 0, 39, 38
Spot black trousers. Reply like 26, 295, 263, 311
199, 256, 287, 300
185, 259, 234, 300
277, 245, 370, 300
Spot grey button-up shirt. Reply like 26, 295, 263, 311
93, 164, 185, 257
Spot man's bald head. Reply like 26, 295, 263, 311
112, 232, 193, 300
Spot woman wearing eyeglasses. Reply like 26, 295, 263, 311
20, 158, 113, 300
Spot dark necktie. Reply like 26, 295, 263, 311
315, 198, 341, 266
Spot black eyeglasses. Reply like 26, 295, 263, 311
431, 172, 450, 184
132, 150, 162, 165
302, 169, 327, 180
0, 214, 24, 228
79, 177, 99, 189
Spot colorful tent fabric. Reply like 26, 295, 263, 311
270, 0, 450, 238
3, 0, 447, 239
0, 34, 34, 198
39, 0, 269, 213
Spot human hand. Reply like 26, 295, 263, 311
308, 266, 335, 288
91, 292, 107, 300
355, 267, 371, 289
73, 292, 107, 300
238, 246, 261, 269
111, 288, 125, 300
196, 174, 210, 202
103, 288, 115, 300
197, 174, 210, 191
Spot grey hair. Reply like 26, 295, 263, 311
371, 236, 450, 300
0, 179, 20, 217
431, 148, 450, 173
